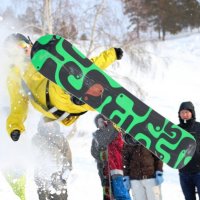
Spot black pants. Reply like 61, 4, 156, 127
179, 172, 200, 200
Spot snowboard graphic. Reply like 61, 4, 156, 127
31, 34, 196, 169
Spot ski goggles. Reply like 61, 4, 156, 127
18, 40, 32, 49
17, 40, 33, 55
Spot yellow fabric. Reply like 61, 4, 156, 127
7, 48, 117, 135
113, 123, 122, 132
5, 173, 26, 200
7, 67, 29, 134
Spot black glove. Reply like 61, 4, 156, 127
114, 48, 123, 60
10, 130, 21, 141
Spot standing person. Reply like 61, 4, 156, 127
91, 114, 131, 200
178, 101, 200, 200
32, 119, 72, 200
123, 134, 163, 200
5, 33, 123, 141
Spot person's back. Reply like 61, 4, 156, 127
32, 119, 72, 200
123, 134, 163, 200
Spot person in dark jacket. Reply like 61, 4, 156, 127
123, 134, 163, 200
91, 114, 131, 200
178, 101, 200, 200
32, 119, 72, 200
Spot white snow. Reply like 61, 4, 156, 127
1, 32, 200, 199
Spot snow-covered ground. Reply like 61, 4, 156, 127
1, 32, 200, 199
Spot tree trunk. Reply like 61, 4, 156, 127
162, 27, 165, 41
43, 0, 53, 34
87, 0, 105, 57
136, 18, 140, 39
158, 26, 161, 40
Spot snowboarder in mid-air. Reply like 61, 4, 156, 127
5, 33, 123, 141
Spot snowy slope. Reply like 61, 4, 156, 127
1, 33, 200, 199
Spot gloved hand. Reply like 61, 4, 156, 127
123, 176, 131, 190
155, 171, 164, 185
114, 48, 123, 60
10, 130, 21, 141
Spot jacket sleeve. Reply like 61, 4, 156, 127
91, 138, 101, 160
90, 48, 117, 70
154, 155, 163, 172
6, 67, 28, 135
91, 137, 108, 163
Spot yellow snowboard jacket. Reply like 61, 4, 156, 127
7, 48, 118, 135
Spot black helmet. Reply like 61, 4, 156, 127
5, 33, 32, 48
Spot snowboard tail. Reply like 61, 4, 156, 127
31, 34, 196, 169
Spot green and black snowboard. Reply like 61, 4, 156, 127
31, 34, 196, 169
